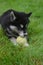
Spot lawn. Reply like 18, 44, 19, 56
0, 0, 43, 65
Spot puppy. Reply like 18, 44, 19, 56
0, 9, 32, 45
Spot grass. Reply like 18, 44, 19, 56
0, 0, 43, 65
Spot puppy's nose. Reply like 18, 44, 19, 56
24, 32, 28, 36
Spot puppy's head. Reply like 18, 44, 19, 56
10, 11, 32, 38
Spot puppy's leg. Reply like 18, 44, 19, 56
10, 37, 17, 45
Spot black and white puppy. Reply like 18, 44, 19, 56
0, 9, 32, 45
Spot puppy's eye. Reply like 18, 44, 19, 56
20, 24, 24, 28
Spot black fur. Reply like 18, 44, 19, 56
0, 9, 32, 38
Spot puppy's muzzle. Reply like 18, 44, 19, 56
19, 31, 28, 37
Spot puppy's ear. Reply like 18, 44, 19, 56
27, 12, 32, 17
10, 11, 16, 21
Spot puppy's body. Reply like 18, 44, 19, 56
0, 9, 32, 45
